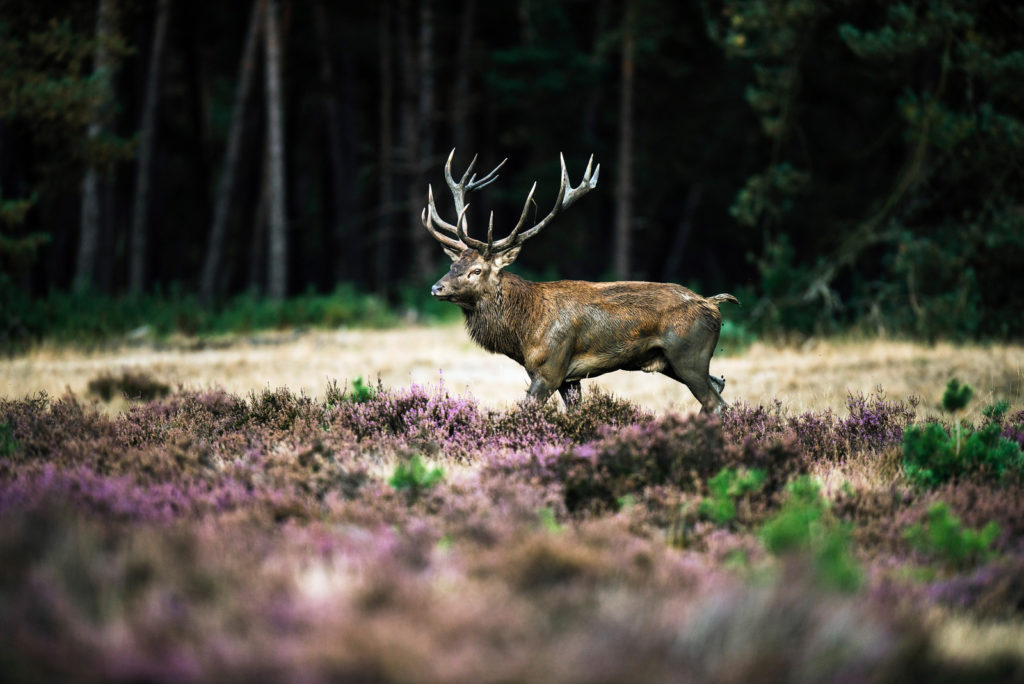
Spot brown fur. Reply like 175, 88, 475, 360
432, 250, 737, 413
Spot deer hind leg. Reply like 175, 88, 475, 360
663, 333, 728, 415
558, 380, 582, 408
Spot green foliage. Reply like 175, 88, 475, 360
0, 192, 37, 228
1, 286, 397, 352
749, 236, 819, 334
711, 0, 1024, 340
982, 400, 1010, 425
941, 378, 973, 413
389, 455, 444, 496
717, 320, 756, 356
0, 12, 134, 200
902, 422, 1023, 488
698, 467, 765, 525
3, 1, 1024, 344
0, 422, 18, 457
347, 377, 376, 404
729, 163, 809, 229
759, 476, 861, 592
903, 380, 1022, 487
537, 507, 564, 534
905, 502, 1000, 570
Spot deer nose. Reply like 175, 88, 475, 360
431, 283, 445, 296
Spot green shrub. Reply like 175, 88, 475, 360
905, 502, 1000, 570
759, 476, 861, 592
941, 378, 973, 413
348, 376, 377, 403
717, 320, 756, 356
902, 379, 1023, 487
389, 455, 444, 495
697, 467, 766, 525
537, 507, 564, 534
1, 285, 398, 351
0, 422, 17, 457
982, 400, 1010, 425
903, 422, 1023, 487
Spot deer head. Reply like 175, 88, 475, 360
423, 149, 599, 305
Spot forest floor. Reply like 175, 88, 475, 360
3, 325, 1023, 421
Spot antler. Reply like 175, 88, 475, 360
422, 148, 506, 255
489, 152, 599, 255
422, 149, 599, 258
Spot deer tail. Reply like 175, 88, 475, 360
708, 293, 740, 307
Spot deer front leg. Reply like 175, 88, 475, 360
524, 355, 570, 405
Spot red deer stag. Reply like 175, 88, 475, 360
422, 150, 738, 413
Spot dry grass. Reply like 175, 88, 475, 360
3, 326, 1022, 421
931, 611, 1024, 664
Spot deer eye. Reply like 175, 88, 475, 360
471, 268, 482, 276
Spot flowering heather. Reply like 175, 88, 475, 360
1001, 410, 1024, 449
722, 388, 918, 460
1, 383, 1021, 681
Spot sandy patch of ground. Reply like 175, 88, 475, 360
3, 325, 1022, 419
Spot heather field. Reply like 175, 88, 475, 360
2, 333, 1024, 682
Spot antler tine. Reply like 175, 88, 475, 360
486, 211, 494, 254
512, 163, 568, 244
490, 153, 598, 253
422, 194, 466, 254
490, 182, 537, 251
427, 152, 598, 259
562, 153, 600, 208
455, 203, 489, 252
426, 185, 460, 235
467, 158, 507, 191
442, 149, 507, 232
443, 149, 458, 188
459, 154, 479, 186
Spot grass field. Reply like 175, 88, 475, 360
4, 325, 1023, 420
2, 328, 1023, 681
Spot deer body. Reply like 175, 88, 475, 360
424, 151, 737, 413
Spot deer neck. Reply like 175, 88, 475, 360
464, 272, 534, 364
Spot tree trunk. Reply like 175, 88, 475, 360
128, 0, 170, 293
74, 0, 115, 291
410, 0, 434, 281
313, 0, 356, 284
200, 0, 264, 303
397, 0, 433, 283
613, 0, 635, 281
376, 0, 394, 295
582, 0, 611, 148
183, 0, 215, 267
249, 153, 270, 293
264, 0, 288, 299
450, 0, 476, 153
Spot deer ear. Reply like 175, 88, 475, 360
491, 246, 522, 270
443, 246, 462, 261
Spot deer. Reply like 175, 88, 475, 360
422, 150, 738, 414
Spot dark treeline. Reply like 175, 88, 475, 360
1, 0, 1022, 339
